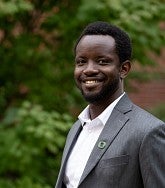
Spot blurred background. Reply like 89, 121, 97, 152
0, 0, 164, 187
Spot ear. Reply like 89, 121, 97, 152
119, 60, 131, 79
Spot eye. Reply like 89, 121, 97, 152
97, 58, 111, 65
75, 58, 86, 66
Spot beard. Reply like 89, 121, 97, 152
80, 77, 120, 104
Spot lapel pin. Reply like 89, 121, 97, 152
98, 141, 106, 149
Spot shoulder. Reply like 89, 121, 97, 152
131, 103, 164, 126
118, 94, 165, 136
119, 93, 164, 126
124, 103, 165, 145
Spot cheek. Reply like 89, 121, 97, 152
104, 69, 120, 80
74, 67, 81, 80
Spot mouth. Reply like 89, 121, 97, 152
84, 80, 99, 85
82, 79, 103, 88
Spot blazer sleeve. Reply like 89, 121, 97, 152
139, 123, 165, 188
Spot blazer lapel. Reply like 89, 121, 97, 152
56, 121, 82, 187
61, 120, 82, 166
79, 94, 133, 185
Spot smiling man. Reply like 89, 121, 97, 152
55, 21, 165, 188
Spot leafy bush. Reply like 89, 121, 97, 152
0, 101, 73, 188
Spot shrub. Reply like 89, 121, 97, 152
0, 101, 73, 188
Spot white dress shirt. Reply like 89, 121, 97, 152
64, 93, 125, 188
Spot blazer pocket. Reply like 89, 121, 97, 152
99, 154, 129, 168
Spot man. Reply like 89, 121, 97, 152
55, 21, 165, 188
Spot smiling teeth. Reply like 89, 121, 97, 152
85, 80, 98, 84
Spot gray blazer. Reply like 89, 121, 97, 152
55, 94, 165, 188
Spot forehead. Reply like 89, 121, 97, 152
76, 35, 116, 55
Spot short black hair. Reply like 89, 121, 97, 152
74, 21, 132, 64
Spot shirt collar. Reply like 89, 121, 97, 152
78, 92, 125, 126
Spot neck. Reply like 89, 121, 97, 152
89, 91, 123, 120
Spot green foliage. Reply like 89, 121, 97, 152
0, 0, 81, 115
0, 0, 164, 116
150, 103, 165, 122
0, 0, 33, 16
0, 101, 73, 187
77, 0, 165, 64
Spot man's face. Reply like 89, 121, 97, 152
74, 35, 122, 104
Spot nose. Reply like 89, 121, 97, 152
83, 61, 99, 75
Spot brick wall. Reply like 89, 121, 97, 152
128, 48, 165, 110
128, 79, 165, 110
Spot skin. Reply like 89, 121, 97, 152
74, 35, 131, 120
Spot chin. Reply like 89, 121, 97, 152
83, 93, 105, 103
82, 87, 119, 104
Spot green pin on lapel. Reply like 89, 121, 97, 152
98, 141, 106, 149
